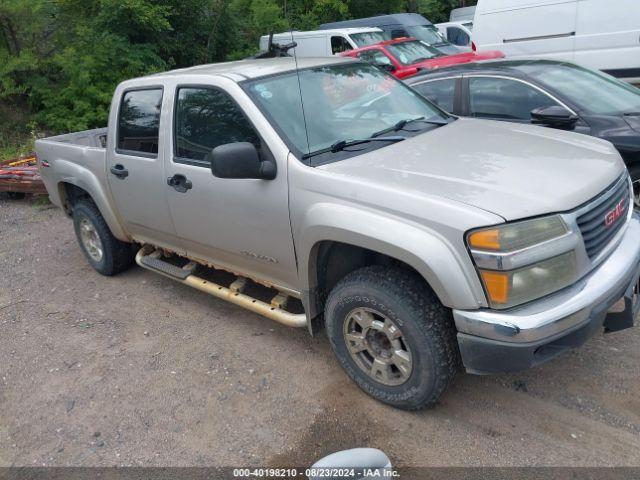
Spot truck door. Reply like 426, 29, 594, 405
107, 86, 183, 252
163, 80, 299, 290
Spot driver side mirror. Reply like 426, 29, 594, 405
531, 105, 578, 130
210, 142, 276, 180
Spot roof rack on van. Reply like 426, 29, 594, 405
252, 32, 297, 59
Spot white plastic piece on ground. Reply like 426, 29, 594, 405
309, 448, 392, 480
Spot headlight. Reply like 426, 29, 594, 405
468, 215, 567, 252
467, 215, 578, 309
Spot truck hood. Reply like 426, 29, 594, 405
319, 118, 625, 221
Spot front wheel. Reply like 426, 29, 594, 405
324, 265, 460, 410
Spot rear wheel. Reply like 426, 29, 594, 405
324, 265, 460, 410
72, 200, 136, 275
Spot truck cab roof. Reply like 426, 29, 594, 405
136, 56, 356, 84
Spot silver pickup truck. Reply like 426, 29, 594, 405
36, 57, 640, 409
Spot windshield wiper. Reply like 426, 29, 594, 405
302, 136, 406, 159
370, 117, 448, 138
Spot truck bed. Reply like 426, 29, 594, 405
42, 127, 108, 148
35, 128, 110, 209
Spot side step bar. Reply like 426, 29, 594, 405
138, 250, 195, 279
135, 247, 307, 328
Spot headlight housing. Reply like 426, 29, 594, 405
467, 215, 578, 309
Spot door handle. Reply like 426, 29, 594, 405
110, 164, 129, 179
167, 174, 193, 193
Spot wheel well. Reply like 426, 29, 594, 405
311, 241, 431, 320
59, 183, 92, 216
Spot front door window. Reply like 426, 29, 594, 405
469, 77, 560, 121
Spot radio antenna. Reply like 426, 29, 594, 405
289, 27, 311, 160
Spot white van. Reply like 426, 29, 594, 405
472, 0, 640, 83
258, 28, 386, 57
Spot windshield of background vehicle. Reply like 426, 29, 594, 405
243, 63, 448, 161
406, 25, 450, 46
386, 40, 442, 65
520, 63, 640, 116
350, 31, 388, 47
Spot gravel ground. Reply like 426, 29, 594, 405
0, 196, 639, 468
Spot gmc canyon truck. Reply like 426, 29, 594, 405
36, 57, 640, 409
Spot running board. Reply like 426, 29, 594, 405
135, 247, 307, 328
138, 250, 195, 279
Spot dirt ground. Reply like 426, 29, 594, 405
0, 196, 639, 468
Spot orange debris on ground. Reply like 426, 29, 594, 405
0, 154, 46, 194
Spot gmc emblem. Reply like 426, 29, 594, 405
604, 197, 627, 227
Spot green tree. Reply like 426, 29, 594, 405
348, 0, 404, 18
0, 0, 473, 154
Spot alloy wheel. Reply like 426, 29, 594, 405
343, 307, 413, 386
79, 217, 104, 263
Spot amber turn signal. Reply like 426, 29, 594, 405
468, 229, 501, 250
480, 271, 510, 305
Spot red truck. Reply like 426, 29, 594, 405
341, 37, 504, 79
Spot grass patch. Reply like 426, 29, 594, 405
0, 136, 35, 162
33, 195, 52, 208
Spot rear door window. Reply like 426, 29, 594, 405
174, 86, 260, 166
469, 77, 559, 121
117, 88, 163, 156
412, 78, 457, 113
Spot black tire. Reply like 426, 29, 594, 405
325, 265, 460, 410
629, 164, 640, 210
72, 199, 136, 276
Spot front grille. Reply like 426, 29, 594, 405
577, 176, 631, 260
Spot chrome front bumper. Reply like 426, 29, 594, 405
453, 211, 640, 349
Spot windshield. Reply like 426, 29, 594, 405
519, 63, 640, 116
386, 40, 442, 65
405, 25, 450, 46
243, 63, 449, 162
349, 31, 387, 47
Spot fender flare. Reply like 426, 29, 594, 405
56, 160, 130, 242
297, 203, 487, 316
